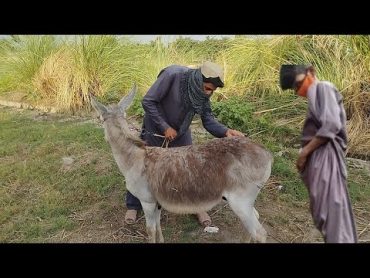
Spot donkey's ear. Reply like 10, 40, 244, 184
118, 83, 137, 111
90, 94, 107, 116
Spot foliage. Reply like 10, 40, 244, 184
0, 35, 369, 156
212, 96, 270, 135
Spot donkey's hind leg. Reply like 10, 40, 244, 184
141, 201, 158, 243
226, 188, 267, 243
155, 203, 164, 243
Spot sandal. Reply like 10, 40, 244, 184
196, 212, 212, 227
124, 209, 138, 225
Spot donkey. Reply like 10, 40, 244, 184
90, 84, 273, 243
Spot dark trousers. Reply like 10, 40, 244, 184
126, 191, 142, 210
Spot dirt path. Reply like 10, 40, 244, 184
3, 106, 370, 243
46, 183, 370, 243
48, 119, 370, 244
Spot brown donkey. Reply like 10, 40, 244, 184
91, 84, 273, 243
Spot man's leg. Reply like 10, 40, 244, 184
125, 191, 142, 224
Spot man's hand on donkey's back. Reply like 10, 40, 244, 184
225, 129, 245, 137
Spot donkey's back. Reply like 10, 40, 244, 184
144, 136, 272, 217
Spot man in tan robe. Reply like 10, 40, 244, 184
280, 64, 358, 243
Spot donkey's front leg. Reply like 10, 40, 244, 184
141, 201, 157, 243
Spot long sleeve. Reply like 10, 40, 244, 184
141, 70, 173, 133
201, 104, 228, 138
314, 83, 342, 140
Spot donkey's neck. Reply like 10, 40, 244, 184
106, 126, 145, 175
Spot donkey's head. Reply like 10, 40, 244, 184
90, 83, 137, 119
90, 84, 141, 145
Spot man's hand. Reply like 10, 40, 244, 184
225, 129, 245, 137
164, 127, 177, 141
296, 136, 328, 173
296, 150, 308, 173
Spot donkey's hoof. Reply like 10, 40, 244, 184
255, 227, 267, 243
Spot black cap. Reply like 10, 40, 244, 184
280, 65, 309, 90
202, 76, 224, 88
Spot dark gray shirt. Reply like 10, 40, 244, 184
142, 65, 228, 146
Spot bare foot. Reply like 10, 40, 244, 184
124, 209, 137, 225
196, 212, 212, 227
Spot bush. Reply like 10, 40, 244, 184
211, 96, 269, 135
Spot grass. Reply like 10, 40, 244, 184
0, 35, 58, 94
1, 106, 369, 243
348, 168, 370, 202
0, 34, 369, 242
0, 107, 125, 242
1, 35, 369, 157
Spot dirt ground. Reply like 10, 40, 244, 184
3, 106, 370, 243
47, 182, 370, 243
48, 117, 370, 244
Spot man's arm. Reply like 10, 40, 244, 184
201, 106, 244, 138
142, 70, 173, 134
297, 136, 328, 172
297, 83, 341, 172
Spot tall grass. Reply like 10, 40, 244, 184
0, 35, 369, 156
131, 36, 208, 92
222, 36, 287, 96
223, 35, 370, 158
1, 35, 213, 112
0, 35, 58, 94
32, 35, 146, 112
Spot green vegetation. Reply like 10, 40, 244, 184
0, 35, 369, 242
0, 108, 123, 242
1, 35, 368, 156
